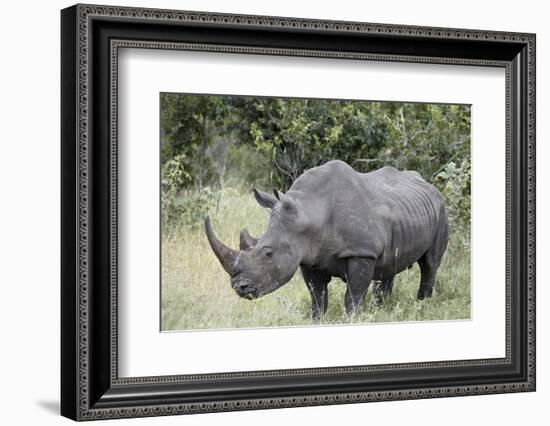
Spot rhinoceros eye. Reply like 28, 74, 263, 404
261, 247, 273, 258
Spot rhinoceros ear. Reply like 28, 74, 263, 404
272, 189, 297, 215
279, 192, 297, 215
253, 189, 278, 209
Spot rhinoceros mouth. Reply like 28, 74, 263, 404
241, 291, 258, 300
237, 287, 259, 300
231, 278, 259, 300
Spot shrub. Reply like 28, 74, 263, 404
161, 154, 217, 230
435, 159, 471, 235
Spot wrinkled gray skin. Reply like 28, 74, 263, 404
205, 160, 449, 319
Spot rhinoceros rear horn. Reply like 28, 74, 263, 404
239, 228, 259, 251
204, 216, 240, 275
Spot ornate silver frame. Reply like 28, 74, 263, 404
61, 4, 536, 421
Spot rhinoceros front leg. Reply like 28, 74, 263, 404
345, 258, 375, 316
300, 265, 331, 321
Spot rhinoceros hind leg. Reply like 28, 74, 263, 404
300, 266, 331, 321
417, 254, 436, 300
417, 209, 449, 300
345, 258, 375, 315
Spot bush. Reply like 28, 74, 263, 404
164, 188, 217, 231
435, 159, 471, 235
161, 154, 217, 230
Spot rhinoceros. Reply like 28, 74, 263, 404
205, 160, 449, 319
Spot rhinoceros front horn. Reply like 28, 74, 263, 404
204, 216, 240, 275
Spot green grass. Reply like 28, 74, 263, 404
161, 190, 471, 331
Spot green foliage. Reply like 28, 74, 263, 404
375, 104, 470, 179
161, 94, 225, 188
229, 98, 388, 189
161, 154, 216, 228
173, 187, 217, 229
225, 144, 273, 188
435, 159, 471, 234
160, 94, 471, 235
161, 154, 191, 193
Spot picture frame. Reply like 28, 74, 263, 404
60, 3, 536, 421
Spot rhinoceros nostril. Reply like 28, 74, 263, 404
237, 281, 249, 290
232, 278, 248, 289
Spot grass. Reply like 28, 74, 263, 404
161, 189, 471, 331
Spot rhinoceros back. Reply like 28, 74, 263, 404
288, 160, 448, 277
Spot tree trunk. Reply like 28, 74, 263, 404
215, 158, 226, 215
399, 107, 409, 146
198, 114, 207, 190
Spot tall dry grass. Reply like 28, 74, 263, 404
161, 190, 470, 331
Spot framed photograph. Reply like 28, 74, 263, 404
61, 4, 536, 421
